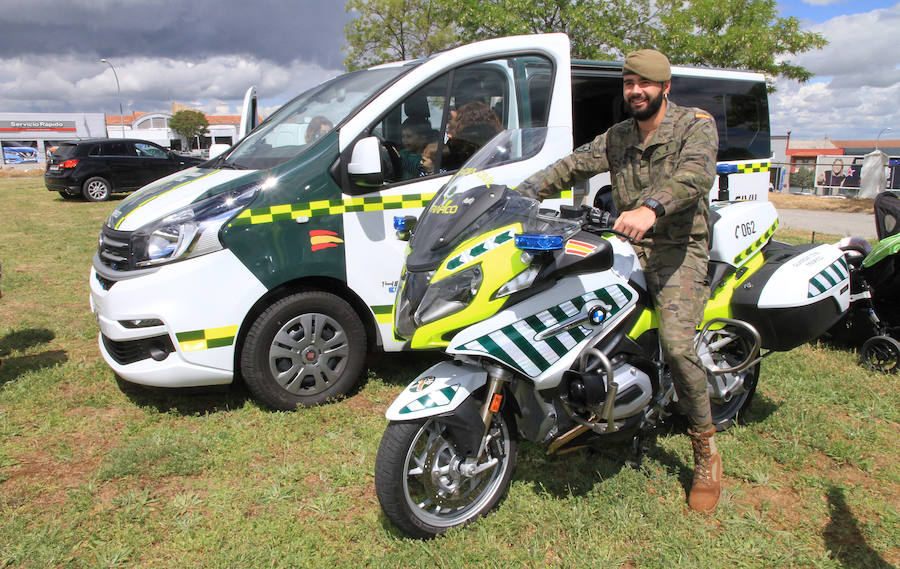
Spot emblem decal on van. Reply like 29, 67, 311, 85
310, 230, 344, 251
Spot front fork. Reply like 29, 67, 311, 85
475, 363, 513, 459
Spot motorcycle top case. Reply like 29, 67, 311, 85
709, 201, 779, 267
730, 241, 851, 351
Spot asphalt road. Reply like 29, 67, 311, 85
776, 208, 876, 240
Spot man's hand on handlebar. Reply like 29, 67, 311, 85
612, 206, 657, 242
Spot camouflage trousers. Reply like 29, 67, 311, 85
635, 241, 712, 432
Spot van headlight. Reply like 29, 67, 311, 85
132, 183, 260, 268
414, 266, 483, 326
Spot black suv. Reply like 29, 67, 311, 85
45, 139, 205, 201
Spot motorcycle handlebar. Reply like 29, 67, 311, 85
581, 205, 654, 243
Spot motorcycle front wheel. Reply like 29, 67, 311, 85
374, 413, 517, 538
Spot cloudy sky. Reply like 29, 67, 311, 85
0, 0, 897, 140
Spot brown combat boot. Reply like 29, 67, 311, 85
687, 427, 722, 512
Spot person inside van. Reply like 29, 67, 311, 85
305, 116, 333, 144
419, 142, 448, 176
399, 118, 433, 178
444, 101, 503, 170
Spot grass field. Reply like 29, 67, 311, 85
1, 178, 897, 568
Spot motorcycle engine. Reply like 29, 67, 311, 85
562, 362, 653, 422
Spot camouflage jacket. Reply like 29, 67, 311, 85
518, 101, 718, 248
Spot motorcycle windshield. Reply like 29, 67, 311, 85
406, 127, 577, 272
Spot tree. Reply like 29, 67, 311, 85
168, 110, 209, 152
650, 0, 827, 83
793, 166, 815, 191
343, 0, 826, 83
343, 0, 457, 71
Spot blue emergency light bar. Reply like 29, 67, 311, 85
717, 164, 739, 175
515, 234, 564, 251
394, 215, 414, 231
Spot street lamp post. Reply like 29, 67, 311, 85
876, 127, 892, 150
100, 58, 126, 139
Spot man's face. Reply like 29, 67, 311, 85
623, 74, 670, 121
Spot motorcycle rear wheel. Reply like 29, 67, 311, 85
375, 413, 517, 538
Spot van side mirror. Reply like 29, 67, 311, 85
348, 137, 385, 187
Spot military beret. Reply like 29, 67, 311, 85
623, 49, 671, 82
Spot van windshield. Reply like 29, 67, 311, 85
219, 66, 411, 170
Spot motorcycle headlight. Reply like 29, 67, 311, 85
131, 183, 260, 268
415, 266, 483, 326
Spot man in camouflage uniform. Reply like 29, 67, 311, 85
518, 49, 722, 512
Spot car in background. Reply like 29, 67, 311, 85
44, 139, 205, 201
3, 146, 38, 164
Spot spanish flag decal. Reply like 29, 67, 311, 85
695, 112, 713, 120
565, 239, 596, 257
310, 229, 344, 251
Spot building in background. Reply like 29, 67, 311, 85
776, 136, 900, 195
1, 104, 245, 166
0, 113, 106, 164
105, 103, 243, 153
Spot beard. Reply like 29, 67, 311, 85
627, 89, 665, 120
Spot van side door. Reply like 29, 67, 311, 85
335, 34, 573, 350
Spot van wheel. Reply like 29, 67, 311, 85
83, 177, 111, 201
240, 291, 367, 410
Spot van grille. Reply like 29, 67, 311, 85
98, 225, 134, 271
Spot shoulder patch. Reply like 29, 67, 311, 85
695, 112, 713, 120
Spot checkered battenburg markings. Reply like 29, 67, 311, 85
175, 325, 239, 352
734, 219, 779, 265
808, 256, 849, 298
399, 385, 460, 415
455, 284, 633, 377
446, 228, 516, 271
736, 162, 770, 174
229, 193, 436, 226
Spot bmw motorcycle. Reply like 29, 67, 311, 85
374, 128, 851, 538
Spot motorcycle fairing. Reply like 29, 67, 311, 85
449, 272, 638, 386
407, 222, 531, 349
384, 360, 488, 421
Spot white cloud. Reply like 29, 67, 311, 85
0, 54, 341, 116
771, 3, 900, 138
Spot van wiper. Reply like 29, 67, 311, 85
219, 161, 251, 170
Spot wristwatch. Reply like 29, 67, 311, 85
642, 198, 665, 218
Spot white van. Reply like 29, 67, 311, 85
90, 34, 772, 409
